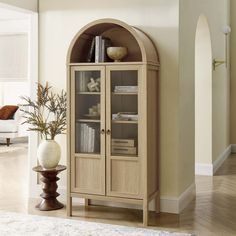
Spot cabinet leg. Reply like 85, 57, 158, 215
6, 138, 10, 146
67, 197, 72, 216
143, 200, 149, 226
85, 199, 90, 206
156, 192, 160, 213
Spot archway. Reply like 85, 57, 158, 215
195, 15, 213, 174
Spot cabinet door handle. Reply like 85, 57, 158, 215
106, 129, 111, 135
100, 129, 105, 134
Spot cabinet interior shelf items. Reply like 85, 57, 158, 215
67, 18, 160, 226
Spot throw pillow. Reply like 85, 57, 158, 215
0, 105, 19, 120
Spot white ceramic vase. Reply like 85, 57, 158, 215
37, 140, 61, 170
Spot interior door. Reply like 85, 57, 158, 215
106, 65, 142, 199
71, 66, 106, 195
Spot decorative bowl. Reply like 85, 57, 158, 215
107, 47, 128, 62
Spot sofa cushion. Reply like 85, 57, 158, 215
0, 105, 19, 120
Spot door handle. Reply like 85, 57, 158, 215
100, 129, 105, 134
106, 129, 111, 135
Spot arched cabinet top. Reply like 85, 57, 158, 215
67, 18, 159, 67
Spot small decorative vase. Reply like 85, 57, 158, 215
37, 140, 61, 170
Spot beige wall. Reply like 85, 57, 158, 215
230, 1, 236, 145
0, 0, 37, 12
195, 15, 212, 165
179, 0, 230, 192
38, 0, 231, 203
39, 0, 180, 198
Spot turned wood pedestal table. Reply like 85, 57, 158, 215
33, 165, 66, 211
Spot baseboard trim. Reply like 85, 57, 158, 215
160, 183, 196, 214
195, 145, 231, 176
195, 163, 213, 176
231, 144, 236, 153
31, 183, 195, 214
213, 145, 231, 174
179, 183, 196, 213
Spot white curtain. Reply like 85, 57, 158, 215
0, 34, 28, 81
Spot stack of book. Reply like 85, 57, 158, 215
112, 138, 137, 155
112, 112, 138, 121
87, 36, 111, 63
79, 124, 100, 153
114, 86, 138, 93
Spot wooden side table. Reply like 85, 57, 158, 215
33, 165, 66, 211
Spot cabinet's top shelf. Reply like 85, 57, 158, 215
68, 62, 144, 66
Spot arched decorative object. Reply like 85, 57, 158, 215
67, 19, 160, 226
67, 18, 160, 66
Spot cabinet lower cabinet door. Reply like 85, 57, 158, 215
72, 156, 105, 195
107, 159, 141, 198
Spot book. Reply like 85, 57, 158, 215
87, 37, 95, 62
112, 146, 137, 155
95, 36, 111, 62
80, 123, 86, 152
114, 86, 138, 93
112, 112, 138, 121
101, 38, 111, 62
95, 36, 102, 63
112, 138, 135, 147
91, 128, 95, 152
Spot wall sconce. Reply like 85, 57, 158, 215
213, 25, 231, 71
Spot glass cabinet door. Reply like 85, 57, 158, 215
106, 65, 141, 198
72, 68, 105, 155
71, 66, 105, 195
107, 68, 139, 157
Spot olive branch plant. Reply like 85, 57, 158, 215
21, 83, 67, 140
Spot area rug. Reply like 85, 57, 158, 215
0, 211, 193, 236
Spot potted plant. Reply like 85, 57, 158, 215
21, 83, 67, 169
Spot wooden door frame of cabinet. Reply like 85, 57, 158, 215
69, 66, 106, 196
67, 63, 159, 226
105, 64, 144, 199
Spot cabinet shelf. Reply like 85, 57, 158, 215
68, 19, 159, 226
77, 119, 100, 123
112, 92, 138, 96
110, 155, 138, 160
112, 120, 138, 124
77, 92, 101, 95
69, 62, 144, 66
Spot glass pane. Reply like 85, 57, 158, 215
110, 70, 138, 157
75, 70, 101, 154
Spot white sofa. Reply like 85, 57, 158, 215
0, 107, 28, 146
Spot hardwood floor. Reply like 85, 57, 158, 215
0, 145, 236, 235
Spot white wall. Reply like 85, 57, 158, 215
0, 82, 29, 106
0, 19, 29, 33
39, 0, 181, 201
0, 17, 30, 106
0, 0, 37, 12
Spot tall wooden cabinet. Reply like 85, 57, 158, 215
67, 19, 160, 226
